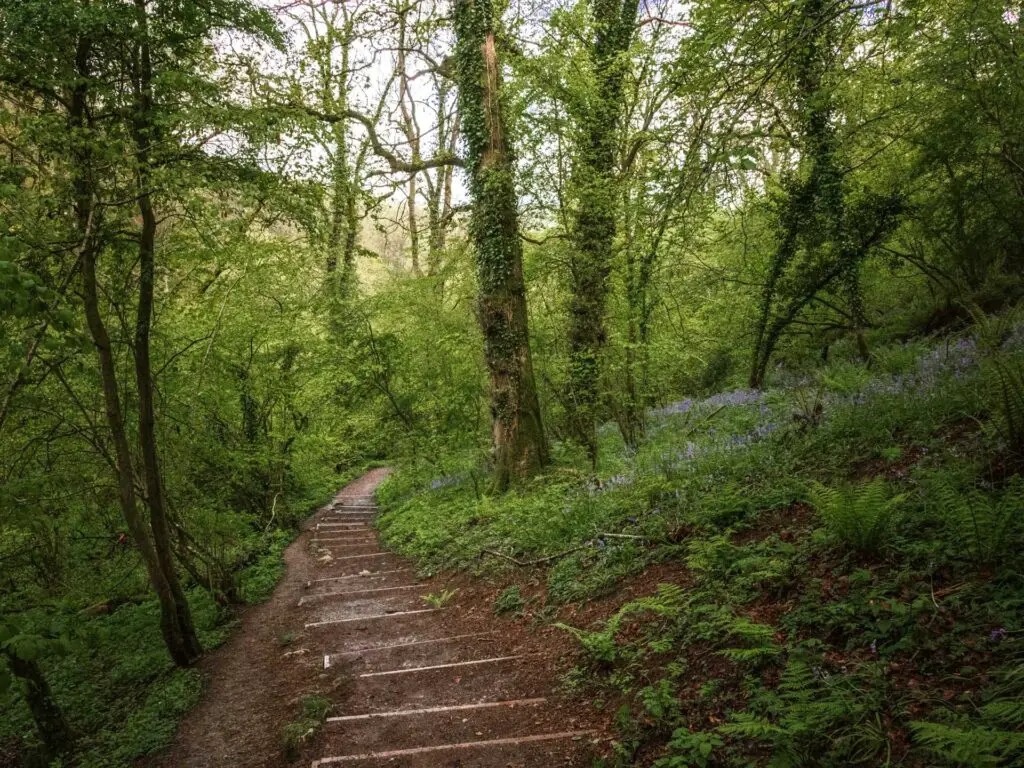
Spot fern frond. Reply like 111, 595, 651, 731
911, 721, 1024, 766
979, 699, 1024, 729
809, 479, 904, 554
719, 712, 786, 739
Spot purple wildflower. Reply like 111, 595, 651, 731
430, 474, 465, 490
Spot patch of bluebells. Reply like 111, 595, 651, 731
638, 327, 1023, 476
643, 385, 781, 473
705, 388, 764, 409
429, 474, 465, 491
651, 398, 695, 418
841, 337, 979, 406
650, 388, 764, 422
838, 322, 1024, 406
651, 420, 781, 473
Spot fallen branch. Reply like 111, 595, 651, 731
480, 545, 589, 567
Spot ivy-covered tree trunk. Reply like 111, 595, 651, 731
749, 0, 845, 389
566, 0, 639, 462
453, 0, 547, 490
320, 11, 358, 299
326, 121, 361, 306
129, 0, 202, 664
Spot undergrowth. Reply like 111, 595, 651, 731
378, 324, 1024, 766
0, 477, 355, 767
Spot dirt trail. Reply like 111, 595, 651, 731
150, 470, 599, 767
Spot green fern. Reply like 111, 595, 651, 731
809, 479, 906, 555
980, 698, 1024, 729
912, 657, 1024, 766
929, 478, 1024, 564
718, 616, 781, 665
719, 711, 786, 740
556, 583, 687, 665
720, 656, 892, 765
910, 722, 1024, 766
970, 305, 1024, 456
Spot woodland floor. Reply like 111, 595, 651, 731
146, 469, 605, 768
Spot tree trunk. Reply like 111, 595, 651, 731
566, 0, 639, 463
129, 0, 202, 667
748, 0, 848, 389
326, 122, 349, 273
427, 83, 459, 275
397, 7, 423, 276
453, 0, 547, 490
617, 317, 645, 449
427, 186, 442, 274
407, 175, 421, 274
441, 108, 459, 244
6, 653, 75, 758
323, 16, 357, 297
71, 8, 197, 668
80, 221, 200, 667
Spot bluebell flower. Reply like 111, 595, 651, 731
430, 474, 465, 490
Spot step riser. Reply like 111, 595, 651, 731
303, 612, 442, 638
332, 661, 548, 713
305, 595, 429, 626
318, 552, 396, 563
306, 570, 414, 592
313, 743, 589, 768
319, 702, 560, 755
299, 584, 422, 606
313, 544, 382, 553
316, 558, 407, 577
325, 633, 506, 674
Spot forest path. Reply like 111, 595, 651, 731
149, 470, 597, 768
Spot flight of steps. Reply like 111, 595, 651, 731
300, 489, 595, 767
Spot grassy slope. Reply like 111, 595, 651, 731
377, 328, 1024, 767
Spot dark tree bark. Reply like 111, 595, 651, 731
5, 652, 75, 758
72, 13, 199, 668
453, 0, 547, 490
128, 0, 202, 665
566, 0, 639, 462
